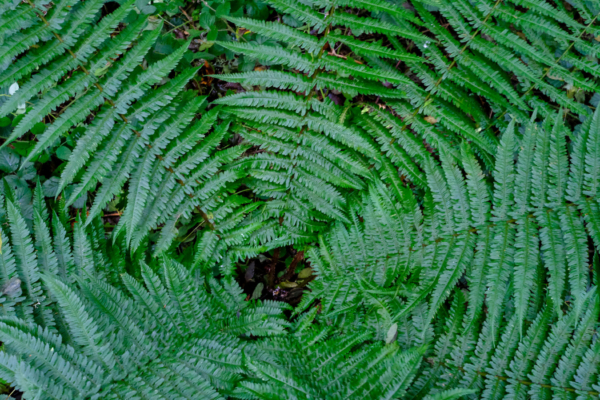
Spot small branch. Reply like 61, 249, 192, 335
179, 6, 197, 30
102, 212, 122, 217
266, 248, 280, 288
280, 251, 305, 282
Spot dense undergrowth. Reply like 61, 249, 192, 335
1, 0, 600, 398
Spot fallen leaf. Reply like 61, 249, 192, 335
297, 268, 313, 279
386, 323, 398, 344
251, 282, 263, 300
245, 261, 255, 282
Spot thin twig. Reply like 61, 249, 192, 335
280, 251, 305, 282
4, 388, 16, 400
179, 6, 197, 30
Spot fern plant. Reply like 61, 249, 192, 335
190, 99, 436, 274
234, 318, 475, 400
0, 0, 261, 253
206, 0, 599, 244
3, 0, 600, 398
188, 99, 600, 397
0, 181, 291, 399
219, 0, 600, 129
0, 176, 473, 400
267, 105, 600, 399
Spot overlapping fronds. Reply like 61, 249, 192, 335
215, 0, 600, 191
237, 331, 429, 400
7, 117, 600, 398
209, 0, 600, 245
0, 188, 290, 399
0, 0, 257, 253
2, 0, 600, 398
280, 107, 600, 400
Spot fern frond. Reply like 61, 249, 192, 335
223, 16, 323, 54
